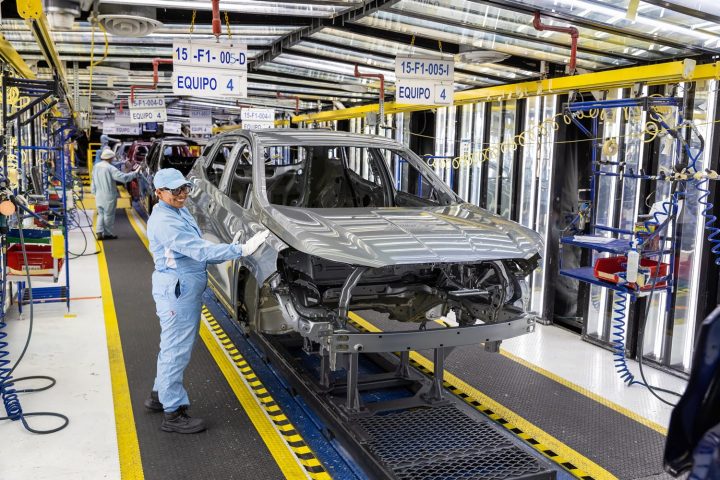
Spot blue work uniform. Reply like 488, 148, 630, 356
147, 201, 243, 412
91, 161, 136, 236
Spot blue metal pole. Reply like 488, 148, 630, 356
60, 140, 70, 311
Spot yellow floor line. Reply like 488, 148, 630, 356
349, 312, 616, 480
97, 215, 144, 480
125, 208, 148, 249
199, 318, 311, 479
498, 349, 667, 435
125, 208, 315, 478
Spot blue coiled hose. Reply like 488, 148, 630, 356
0, 318, 23, 420
695, 178, 720, 264
611, 290, 642, 385
641, 191, 681, 250
681, 126, 720, 266
653, 114, 720, 265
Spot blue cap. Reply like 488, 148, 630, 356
153, 168, 190, 190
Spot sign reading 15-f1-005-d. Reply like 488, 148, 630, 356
395, 57, 454, 106
172, 39, 248, 98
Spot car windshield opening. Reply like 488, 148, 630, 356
263, 145, 455, 208
159, 143, 199, 175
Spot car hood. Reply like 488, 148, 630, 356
263, 204, 543, 268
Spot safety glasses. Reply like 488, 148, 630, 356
161, 184, 192, 196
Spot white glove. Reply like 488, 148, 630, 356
239, 229, 270, 256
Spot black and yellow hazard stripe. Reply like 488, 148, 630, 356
347, 313, 613, 480
202, 306, 332, 480
125, 208, 331, 479
78, 172, 91, 186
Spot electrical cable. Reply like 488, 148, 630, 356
0, 214, 69, 433
71, 194, 102, 256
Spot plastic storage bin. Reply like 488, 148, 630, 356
594, 255, 668, 290
7, 243, 64, 277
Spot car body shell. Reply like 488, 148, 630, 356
186, 129, 543, 326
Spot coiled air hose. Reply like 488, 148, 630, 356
0, 212, 69, 433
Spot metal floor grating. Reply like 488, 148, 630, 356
356, 405, 555, 479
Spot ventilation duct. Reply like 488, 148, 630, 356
43, 0, 80, 30
97, 3, 161, 37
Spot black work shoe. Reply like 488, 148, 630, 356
96, 233, 105, 240
103, 234, 118, 240
161, 406, 206, 434
144, 391, 163, 412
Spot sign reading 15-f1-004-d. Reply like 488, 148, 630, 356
395, 57, 454, 106
172, 39, 248, 98
129, 96, 167, 123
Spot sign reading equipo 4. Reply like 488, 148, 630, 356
242, 121, 274, 130
172, 39, 248, 98
395, 56, 454, 106
164, 121, 183, 135
190, 124, 212, 135
129, 97, 167, 123
103, 121, 140, 135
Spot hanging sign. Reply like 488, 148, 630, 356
129, 96, 167, 123
394, 56, 454, 106
172, 39, 248, 98
164, 121, 183, 134
189, 108, 212, 120
189, 107, 212, 134
172, 67, 247, 98
103, 121, 140, 135
242, 121, 274, 130
190, 124, 213, 135
241, 108, 274, 129
173, 39, 247, 70
241, 108, 274, 122
114, 109, 131, 125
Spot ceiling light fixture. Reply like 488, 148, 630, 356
454, 48, 510, 64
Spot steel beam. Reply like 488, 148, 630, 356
293, 59, 707, 124
0, 34, 36, 78
252, 0, 403, 70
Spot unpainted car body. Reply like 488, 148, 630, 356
187, 130, 543, 367
136, 136, 199, 214
122, 140, 152, 200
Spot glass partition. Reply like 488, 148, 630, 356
499, 100, 517, 219
486, 101, 503, 212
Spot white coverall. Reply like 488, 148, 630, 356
91, 161, 137, 236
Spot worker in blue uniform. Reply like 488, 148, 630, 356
144, 168, 269, 434
91, 148, 138, 240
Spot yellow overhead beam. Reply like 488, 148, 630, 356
293, 59, 710, 124
0, 33, 36, 79
17, 0, 75, 115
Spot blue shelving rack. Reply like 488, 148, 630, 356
1, 72, 75, 312
558, 96, 686, 303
